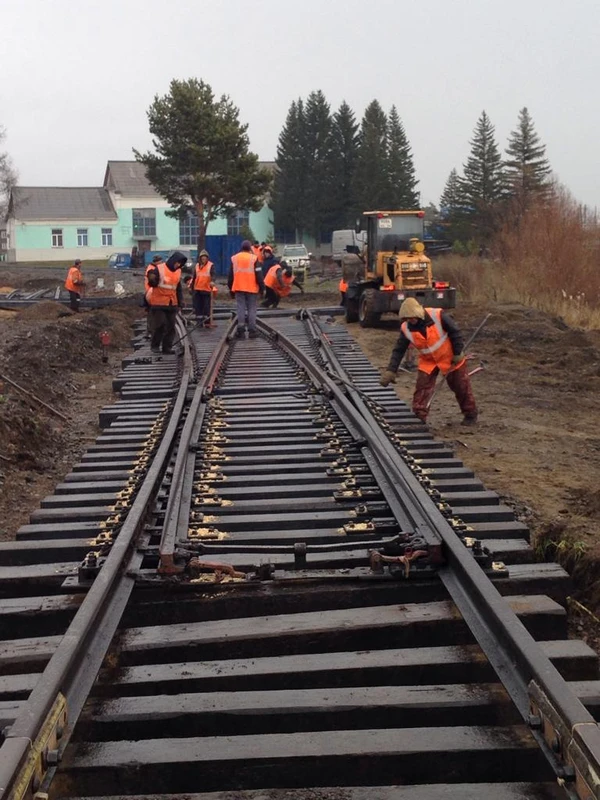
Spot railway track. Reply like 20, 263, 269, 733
1, 308, 600, 800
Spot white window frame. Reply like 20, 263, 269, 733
51, 228, 63, 248
101, 228, 113, 246
77, 228, 88, 247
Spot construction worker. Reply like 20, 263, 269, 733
146, 251, 187, 354
262, 260, 304, 308
190, 249, 214, 327
380, 297, 478, 425
228, 239, 264, 339
64, 259, 86, 312
143, 255, 163, 337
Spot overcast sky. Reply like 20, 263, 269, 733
3, 0, 599, 208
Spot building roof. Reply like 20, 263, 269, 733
104, 161, 159, 197
10, 187, 117, 221
104, 160, 276, 197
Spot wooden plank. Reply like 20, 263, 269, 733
97, 640, 598, 698
79, 683, 518, 740
55, 726, 549, 794
119, 597, 566, 666
73, 785, 564, 800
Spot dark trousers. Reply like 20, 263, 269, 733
413, 363, 478, 422
192, 291, 211, 320
68, 291, 81, 311
149, 307, 178, 351
261, 287, 280, 308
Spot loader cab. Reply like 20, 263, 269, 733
360, 211, 426, 277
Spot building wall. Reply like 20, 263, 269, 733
8, 201, 274, 262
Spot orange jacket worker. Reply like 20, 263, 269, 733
191, 249, 214, 327
65, 259, 85, 312
146, 251, 187, 355
262, 261, 304, 309
227, 240, 264, 339
380, 298, 478, 425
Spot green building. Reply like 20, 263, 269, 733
6, 160, 274, 263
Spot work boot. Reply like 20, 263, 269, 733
162, 348, 175, 355
234, 328, 245, 339
461, 415, 478, 426
150, 346, 161, 354
248, 330, 258, 339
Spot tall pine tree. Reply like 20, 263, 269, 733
353, 100, 389, 213
504, 107, 551, 213
386, 106, 419, 208
460, 111, 505, 242
322, 100, 359, 230
302, 90, 333, 241
272, 99, 307, 240
439, 168, 471, 244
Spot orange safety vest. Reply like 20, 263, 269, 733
401, 308, 465, 375
339, 278, 348, 293
193, 261, 213, 292
231, 251, 259, 294
252, 246, 264, 262
145, 262, 161, 292
147, 263, 181, 306
65, 266, 82, 293
264, 265, 294, 297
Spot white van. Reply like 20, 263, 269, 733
331, 230, 367, 265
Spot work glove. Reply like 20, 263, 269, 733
452, 352, 465, 365
380, 370, 397, 387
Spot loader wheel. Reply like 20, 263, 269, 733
359, 288, 381, 328
345, 298, 359, 323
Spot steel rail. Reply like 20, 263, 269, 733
159, 318, 236, 570
0, 317, 194, 800
303, 311, 599, 798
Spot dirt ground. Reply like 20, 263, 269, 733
2, 267, 600, 640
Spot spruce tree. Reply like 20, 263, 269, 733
505, 107, 551, 212
353, 100, 389, 213
302, 90, 333, 242
386, 106, 419, 208
272, 99, 307, 240
460, 111, 505, 241
439, 168, 471, 244
440, 168, 462, 212
322, 100, 359, 230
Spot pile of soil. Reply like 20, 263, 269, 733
0, 304, 140, 539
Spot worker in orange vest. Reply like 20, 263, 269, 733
143, 255, 163, 337
64, 259, 86, 312
227, 240, 264, 339
262, 260, 304, 308
190, 249, 214, 327
146, 251, 187, 354
380, 297, 478, 425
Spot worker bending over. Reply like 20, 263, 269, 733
190, 249, 214, 327
228, 239, 264, 339
65, 259, 86, 312
146, 251, 187, 354
262, 260, 304, 308
381, 298, 478, 425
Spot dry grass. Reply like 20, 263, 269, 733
434, 188, 600, 329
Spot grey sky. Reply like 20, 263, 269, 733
3, 0, 599, 208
